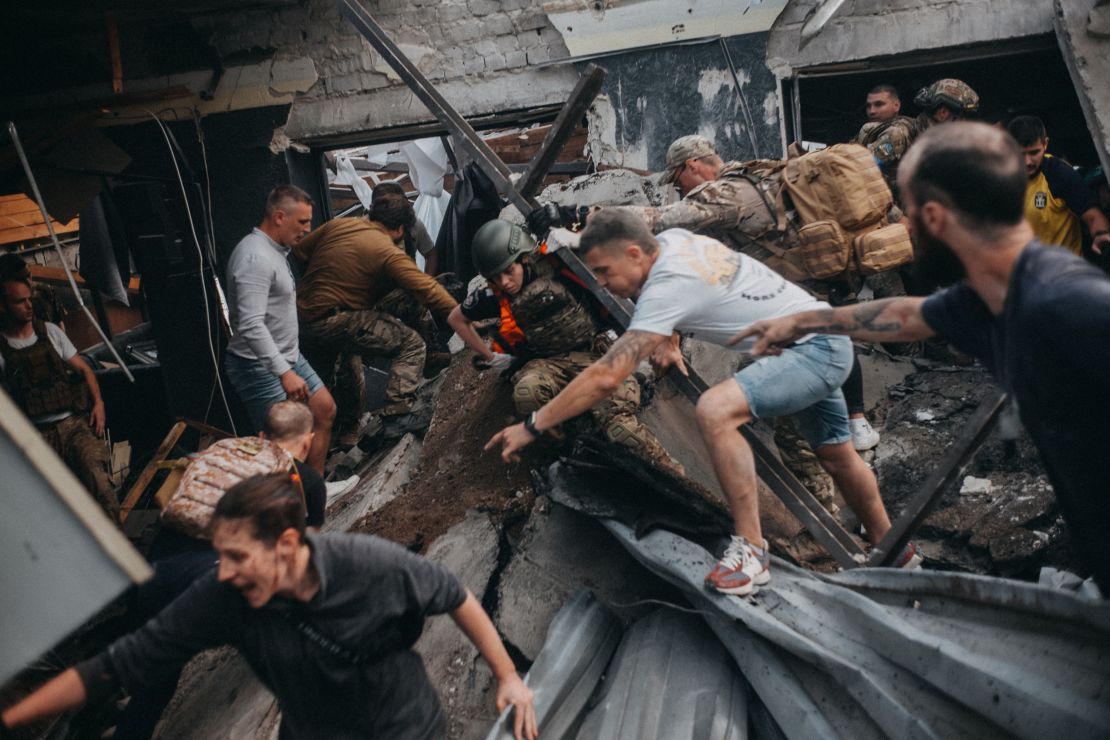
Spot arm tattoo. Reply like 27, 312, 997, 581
598, 330, 662, 370
804, 302, 904, 334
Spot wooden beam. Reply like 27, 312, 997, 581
868, 388, 1007, 566
0, 220, 80, 245
106, 12, 123, 96
516, 63, 605, 199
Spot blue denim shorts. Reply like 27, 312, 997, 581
733, 334, 853, 449
225, 351, 324, 433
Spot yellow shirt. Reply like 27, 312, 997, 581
1024, 155, 1087, 255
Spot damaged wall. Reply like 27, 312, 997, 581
586, 33, 782, 170
767, 0, 1056, 74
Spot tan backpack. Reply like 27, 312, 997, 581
780, 143, 913, 280
161, 436, 296, 539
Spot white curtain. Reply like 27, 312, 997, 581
400, 137, 452, 244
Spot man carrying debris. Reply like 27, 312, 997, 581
224, 185, 336, 473
1006, 115, 1110, 258
448, 218, 678, 472
912, 78, 979, 134
0, 272, 117, 520
295, 190, 457, 447
854, 84, 917, 197
1, 473, 538, 740
736, 122, 1110, 594
487, 212, 916, 596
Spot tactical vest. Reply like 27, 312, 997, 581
0, 320, 87, 419
495, 259, 603, 357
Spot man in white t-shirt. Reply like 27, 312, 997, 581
486, 211, 916, 595
1, 275, 118, 520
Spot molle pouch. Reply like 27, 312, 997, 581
797, 220, 851, 279
853, 223, 914, 275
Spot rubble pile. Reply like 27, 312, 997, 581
871, 366, 1082, 579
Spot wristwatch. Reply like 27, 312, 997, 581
523, 411, 543, 439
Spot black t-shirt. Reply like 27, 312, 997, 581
1040, 155, 1098, 217
81, 532, 467, 739
459, 285, 501, 322
293, 459, 326, 528
922, 241, 1110, 589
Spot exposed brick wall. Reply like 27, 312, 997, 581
192, 0, 571, 123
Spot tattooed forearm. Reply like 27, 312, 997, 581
599, 330, 665, 370
793, 298, 931, 342
801, 303, 904, 334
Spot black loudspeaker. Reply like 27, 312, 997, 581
110, 181, 235, 429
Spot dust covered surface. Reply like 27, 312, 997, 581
354, 356, 539, 552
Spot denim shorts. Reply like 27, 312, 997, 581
733, 334, 853, 449
225, 351, 324, 433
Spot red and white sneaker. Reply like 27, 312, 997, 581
704, 536, 771, 596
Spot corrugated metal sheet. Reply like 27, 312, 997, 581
602, 520, 1110, 740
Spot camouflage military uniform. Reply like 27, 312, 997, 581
1, 321, 117, 519
464, 258, 678, 471
855, 116, 917, 198
300, 288, 429, 428
41, 415, 117, 518
618, 162, 805, 280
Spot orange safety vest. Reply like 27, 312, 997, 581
488, 243, 594, 355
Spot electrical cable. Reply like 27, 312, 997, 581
6, 121, 135, 382
146, 110, 237, 435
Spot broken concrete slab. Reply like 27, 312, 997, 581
414, 510, 502, 739
496, 497, 679, 661
326, 433, 422, 532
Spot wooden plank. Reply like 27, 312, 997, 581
516, 64, 605, 199
0, 199, 45, 217
119, 421, 187, 522
0, 220, 80, 245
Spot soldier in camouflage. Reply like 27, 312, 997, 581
854, 84, 917, 200
296, 192, 457, 447
1, 274, 117, 520
448, 219, 680, 473
526, 135, 881, 511
912, 78, 980, 134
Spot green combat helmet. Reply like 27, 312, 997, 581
472, 219, 535, 277
914, 78, 980, 115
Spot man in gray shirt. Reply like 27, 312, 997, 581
224, 185, 336, 472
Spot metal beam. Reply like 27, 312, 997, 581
869, 388, 1007, 567
336, 0, 861, 568
516, 63, 605, 199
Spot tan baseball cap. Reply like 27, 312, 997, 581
661, 135, 717, 184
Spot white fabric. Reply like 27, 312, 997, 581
628, 229, 828, 349
0, 321, 76, 371
334, 156, 376, 210
400, 138, 452, 246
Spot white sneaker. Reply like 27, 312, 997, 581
849, 417, 880, 451
325, 475, 359, 503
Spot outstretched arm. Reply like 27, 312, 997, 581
732, 297, 934, 355
447, 304, 494, 362
451, 592, 537, 740
2, 668, 86, 731
484, 330, 668, 462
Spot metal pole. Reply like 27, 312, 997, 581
7, 121, 134, 382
